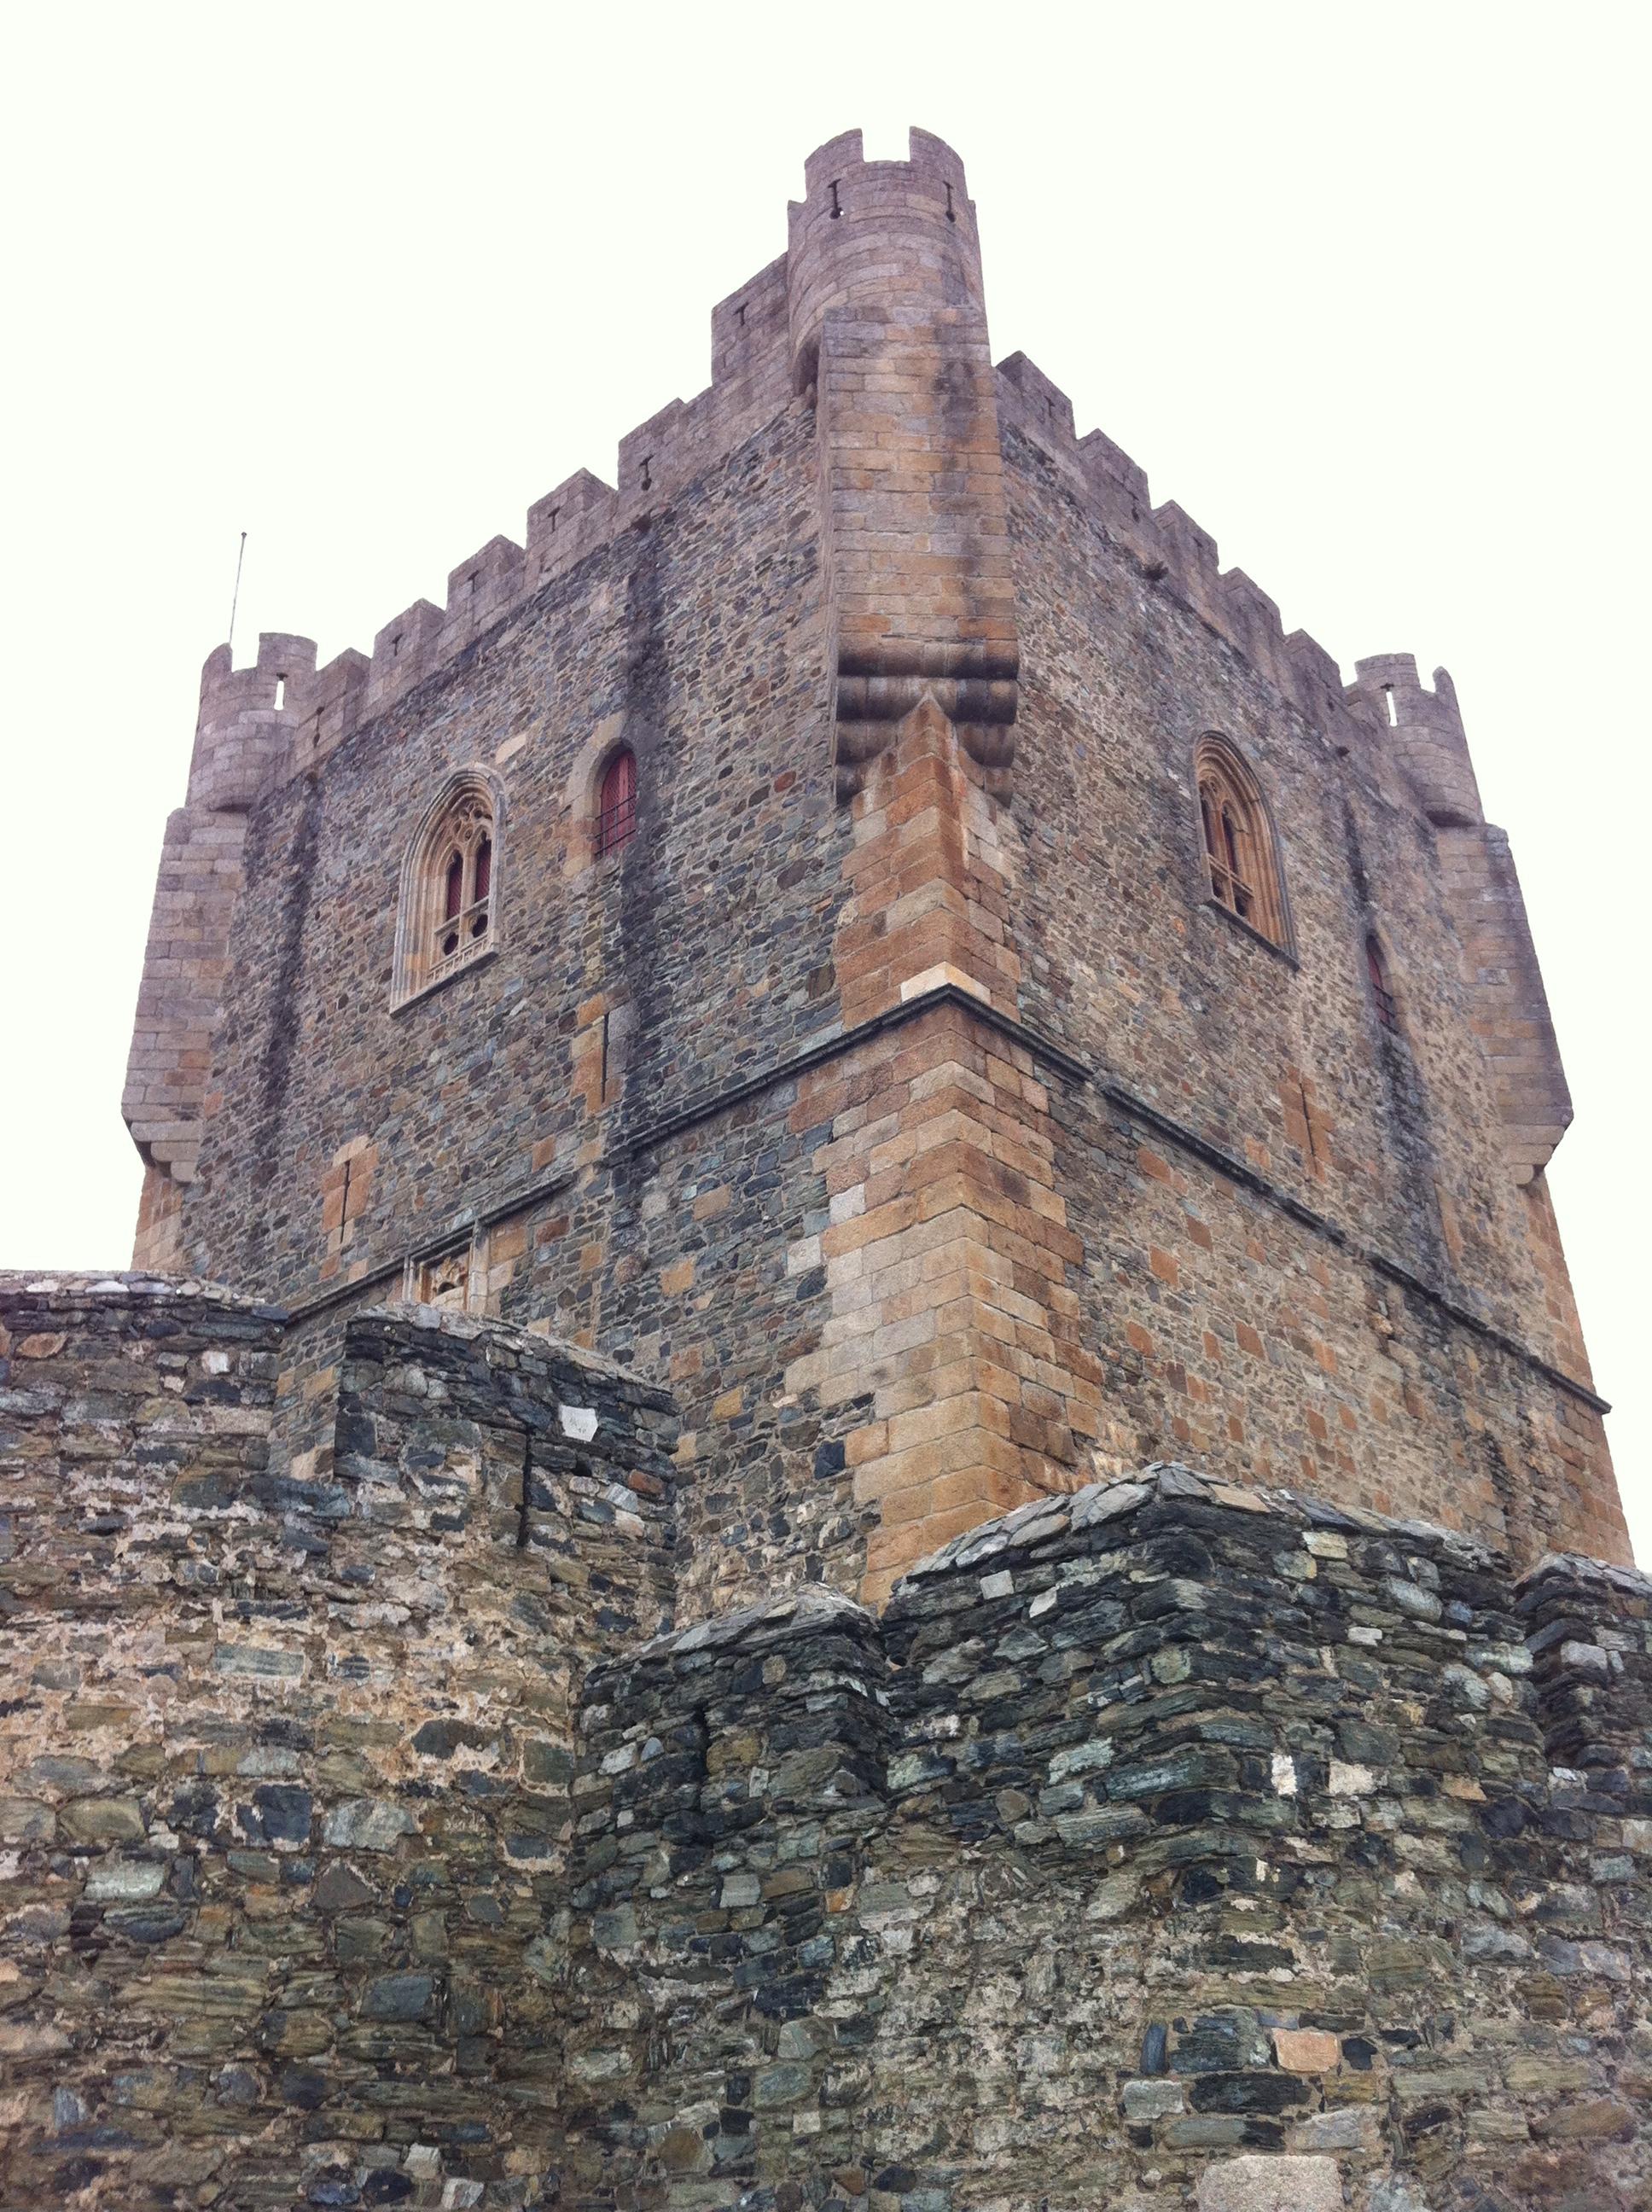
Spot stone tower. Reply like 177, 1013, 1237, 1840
119, 126, 1627, 1602
3, 131, 1644, 2210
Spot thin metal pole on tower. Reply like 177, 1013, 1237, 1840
227, 532, 247, 657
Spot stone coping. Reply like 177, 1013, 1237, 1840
346, 1299, 672, 1399
624, 1580, 875, 1665
0, 1268, 283, 1317
899, 1460, 1509, 1582
0, 1274, 667, 1406
616, 1461, 1647, 1666
1521, 1546, 1652, 1599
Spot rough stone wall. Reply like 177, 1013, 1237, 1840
2, 1282, 1647, 2209
0, 1282, 674, 2209
181, 398, 835, 1314
560, 1468, 1652, 2211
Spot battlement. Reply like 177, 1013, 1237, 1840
166, 131, 1474, 831
177, 224, 806, 800
997, 348, 1362, 738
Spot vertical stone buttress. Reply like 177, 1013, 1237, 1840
125, 633, 313, 1267
784, 132, 1099, 1603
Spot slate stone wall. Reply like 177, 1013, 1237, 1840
0, 1284, 675, 2209
558, 1470, 1652, 2211
1, 1283, 1647, 2207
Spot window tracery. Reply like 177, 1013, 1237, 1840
1194, 736, 1288, 950
393, 772, 502, 1006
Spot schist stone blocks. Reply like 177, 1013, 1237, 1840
2, 1285, 1646, 2206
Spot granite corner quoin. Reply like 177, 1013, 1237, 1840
3, 125, 1643, 2210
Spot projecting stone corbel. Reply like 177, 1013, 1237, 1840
832, 643, 1019, 800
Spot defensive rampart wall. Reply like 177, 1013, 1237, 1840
2, 1281, 1646, 2208
562, 1472, 1652, 2209
0, 1279, 675, 2209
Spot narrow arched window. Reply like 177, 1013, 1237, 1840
1365, 934, 1399, 1033
393, 772, 503, 1006
1194, 736, 1288, 950
597, 746, 637, 858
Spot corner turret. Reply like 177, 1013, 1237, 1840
785, 127, 985, 392
786, 129, 1017, 794
189, 632, 316, 812
1351, 653, 1482, 827
1354, 654, 1570, 1185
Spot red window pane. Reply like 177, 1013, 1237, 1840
474, 835, 492, 901
444, 852, 463, 920
598, 748, 637, 855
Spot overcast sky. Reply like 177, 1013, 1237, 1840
4, 2, 1647, 1557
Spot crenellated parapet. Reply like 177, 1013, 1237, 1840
150, 135, 1438, 831
997, 349, 1354, 733
149, 133, 1550, 838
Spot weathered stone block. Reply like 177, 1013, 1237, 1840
1196, 2155, 1342, 2212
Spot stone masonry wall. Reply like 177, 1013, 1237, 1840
560, 1468, 1652, 2212
0, 1281, 675, 2209
1, 1280, 1647, 2209
989, 414, 1624, 1565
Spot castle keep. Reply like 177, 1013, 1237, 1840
2, 132, 1646, 2209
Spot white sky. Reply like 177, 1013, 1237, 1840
3, 3, 1647, 1558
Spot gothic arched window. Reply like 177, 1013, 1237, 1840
596, 746, 637, 858
1194, 735, 1289, 950
393, 771, 502, 1006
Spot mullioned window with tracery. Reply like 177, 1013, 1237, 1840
1194, 734, 1289, 952
393, 771, 503, 1007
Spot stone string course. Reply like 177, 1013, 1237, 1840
2, 1279, 1648, 2208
